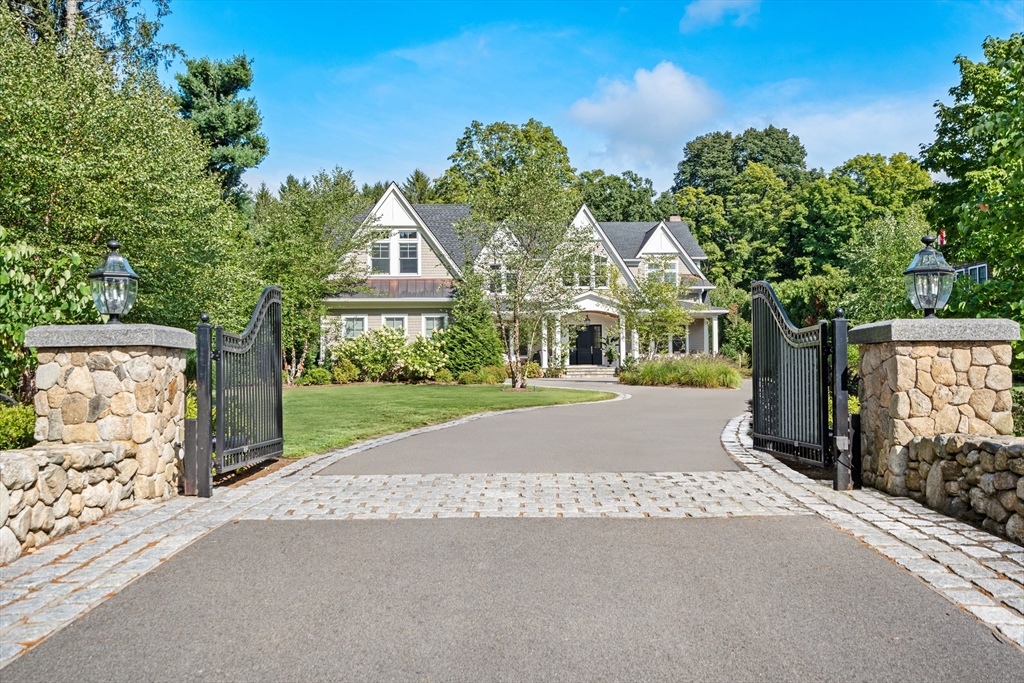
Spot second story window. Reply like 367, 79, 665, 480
593, 255, 609, 288
647, 259, 678, 285
372, 242, 390, 274
399, 231, 419, 274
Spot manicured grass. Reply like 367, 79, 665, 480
282, 383, 614, 457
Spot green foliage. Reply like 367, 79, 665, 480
1012, 386, 1023, 434
542, 366, 565, 378
457, 370, 479, 385
524, 361, 543, 379
252, 169, 371, 383
576, 170, 659, 221
175, 54, 268, 199
709, 279, 751, 364
360, 181, 389, 203
608, 256, 693, 359
672, 126, 812, 196
329, 327, 447, 383
401, 169, 437, 204
0, 402, 35, 449
618, 356, 743, 389
332, 359, 359, 384
300, 367, 331, 386
478, 364, 510, 385
946, 278, 1024, 376
772, 266, 849, 327
434, 368, 454, 384
436, 119, 579, 223
7, 0, 180, 70
0, 11, 239, 331
442, 272, 504, 374
843, 211, 924, 324
0, 230, 94, 398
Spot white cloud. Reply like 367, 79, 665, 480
751, 97, 939, 172
568, 62, 721, 168
679, 0, 761, 33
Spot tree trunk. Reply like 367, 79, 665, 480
65, 0, 79, 34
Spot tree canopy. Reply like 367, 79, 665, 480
176, 54, 269, 200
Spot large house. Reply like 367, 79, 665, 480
323, 183, 726, 369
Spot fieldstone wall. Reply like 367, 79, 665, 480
0, 443, 132, 565
31, 346, 187, 502
859, 340, 1014, 495
900, 435, 1023, 545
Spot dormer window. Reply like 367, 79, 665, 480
371, 242, 390, 274
648, 259, 678, 284
398, 231, 418, 274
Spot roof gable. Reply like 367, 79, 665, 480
365, 183, 467, 276
573, 206, 638, 288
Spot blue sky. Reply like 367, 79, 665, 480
158, 0, 1023, 193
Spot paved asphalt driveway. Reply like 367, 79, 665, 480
318, 379, 750, 475
3, 380, 1023, 681
7, 517, 1023, 682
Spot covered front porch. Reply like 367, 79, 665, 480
536, 293, 721, 370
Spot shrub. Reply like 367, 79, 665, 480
435, 368, 454, 383
442, 274, 504, 374
403, 333, 448, 381
543, 366, 565, 378
332, 359, 359, 384
524, 361, 543, 379
618, 355, 742, 389
478, 365, 509, 385
299, 367, 331, 386
0, 403, 36, 449
457, 371, 480, 385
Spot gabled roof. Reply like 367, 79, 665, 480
599, 221, 707, 260
410, 204, 474, 267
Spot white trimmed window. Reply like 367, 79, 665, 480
342, 316, 366, 339
383, 315, 407, 333
371, 242, 390, 274
398, 231, 419, 274
648, 259, 678, 284
423, 314, 447, 338
593, 255, 609, 288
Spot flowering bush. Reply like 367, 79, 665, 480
332, 359, 359, 384
329, 326, 448, 382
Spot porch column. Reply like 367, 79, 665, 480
712, 317, 719, 355
668, 333, 673, 355
685, 325, 690, 354
554, 317, 562, 367
618, 317, 626, 367
703, 319, 709, 355
540, 318, 549, 369
631, 328, 639, 358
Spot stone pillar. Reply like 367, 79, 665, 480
25, 324, 195, 502
849, 318, 1020, 496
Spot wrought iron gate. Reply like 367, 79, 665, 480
750, 281, 852, 489
184, 286, 283, 497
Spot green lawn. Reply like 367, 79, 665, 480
282, 383, 615, 457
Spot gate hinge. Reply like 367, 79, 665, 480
211, 351, 221, 361
834, 436, 850, 452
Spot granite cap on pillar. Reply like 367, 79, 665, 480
848, 318, 1021, 345
24, 324, 195, 350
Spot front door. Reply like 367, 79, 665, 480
571, 325, 603, 365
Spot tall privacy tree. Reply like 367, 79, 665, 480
176, 55, 269, 201
251, 169, 372, 383
920, 33, 1024, 373
442, 119, 590, 387
0, 7, 238, 331
5, 0, 179, 69
401, 169, 437, 204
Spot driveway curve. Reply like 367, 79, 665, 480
317, 379, 751, 475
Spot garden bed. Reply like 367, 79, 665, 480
618, 356, 743, 389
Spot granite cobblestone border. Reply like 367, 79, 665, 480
721, 413, 1024, 649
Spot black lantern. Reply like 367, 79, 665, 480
903, 235, 954, 318
88, 240, 139, 324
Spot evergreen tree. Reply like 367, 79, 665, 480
402, 169, 437, 203
441, 271, 504, 374
176, 54, 268, 201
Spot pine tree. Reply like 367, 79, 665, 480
441, 271, 504, 373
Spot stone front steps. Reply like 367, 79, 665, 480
563, 365, 617, 379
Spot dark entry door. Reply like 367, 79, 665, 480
572, 325, 603, 365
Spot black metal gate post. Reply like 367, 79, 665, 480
194, 315, 214, 498
832, 312, 852, 490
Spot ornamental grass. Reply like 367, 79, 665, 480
618, 355, 743, 389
